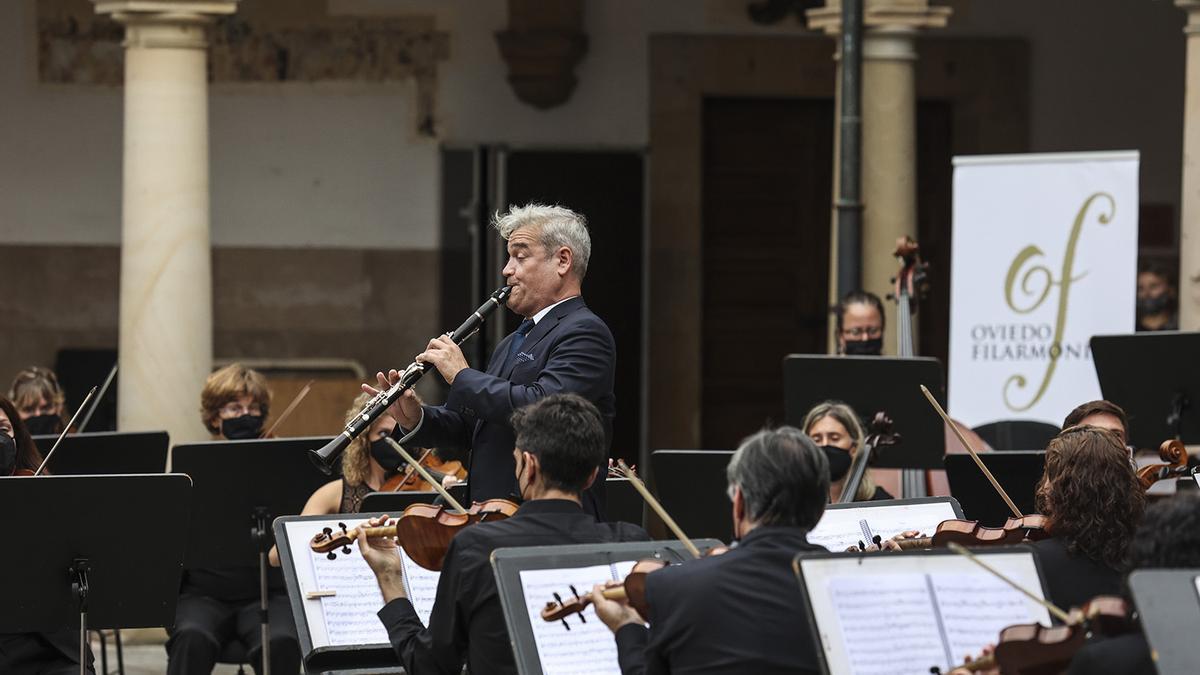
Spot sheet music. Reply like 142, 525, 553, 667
931, 573, 1035, 659
518, 564, 625, 675
827, 574, 949, 674
807, 501, 958, 552
309, 544, 391, 646
399, 546, 441, 628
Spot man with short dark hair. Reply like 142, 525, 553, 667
1062, 400, 1129, 445
592, 426, 828, 674
358, 393, 648, 675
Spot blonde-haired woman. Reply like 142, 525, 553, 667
267, 392, 398, 566
8, 365, 68, 436
801, 400, 893, 502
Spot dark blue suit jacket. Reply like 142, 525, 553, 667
405, 296, 616, 511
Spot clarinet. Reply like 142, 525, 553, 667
308, 284, 512, 474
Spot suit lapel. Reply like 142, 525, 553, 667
523, 297, 585, 355
503, 297, 585, 376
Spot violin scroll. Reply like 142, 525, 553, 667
1136, 439, 1190, 490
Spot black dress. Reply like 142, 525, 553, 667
1031, 538, 1123, 610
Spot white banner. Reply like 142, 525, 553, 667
948, 151, 1139, 427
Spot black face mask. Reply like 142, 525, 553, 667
221, 414, 263, 440
24, 414, 60, 436
1136, 294, 1171, 316
0, 433, 17, 476
370, 438, 403, 472
822, 445, 853, 482
843, 337, 883, 356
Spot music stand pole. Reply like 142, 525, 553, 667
71, 559, 90, 675
252, 506, 272, 675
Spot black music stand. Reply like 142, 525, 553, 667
32, 430, 169, 474
1092, 332, 1200, 449
0, 475, 190, 674
172, 437, 333, 675
649, 450, 734, 542
1128, 569, 1200, 674
492, 539, 727, 675
944, 451, 1044, 526
782, 355, 946, 469
358, 484, 470, 513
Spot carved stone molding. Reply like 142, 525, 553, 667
494, 0, 588, 109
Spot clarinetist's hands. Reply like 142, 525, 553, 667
417, 335, 470, 385
365, 371, 423, 430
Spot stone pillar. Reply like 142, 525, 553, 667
809, 1, 950, 354
94, 1, 236, 444
1177, 1, 1200, 330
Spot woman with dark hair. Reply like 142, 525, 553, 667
1032, 425, 1145, 609
0, 395, 95, 673
0, 395, 46, 476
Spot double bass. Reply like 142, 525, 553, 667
887, 238, 993, 498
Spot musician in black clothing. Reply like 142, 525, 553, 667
357, 393, 648, 674
1032, 425, 1145, 610
1066, 493, 1200, 675
592, 426, 829, 674
165, 366, 300, 675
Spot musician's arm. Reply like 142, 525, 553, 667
378, 537, 469, 675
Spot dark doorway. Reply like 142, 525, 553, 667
700, 97, 834, 449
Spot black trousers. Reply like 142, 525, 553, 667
0, 632, 96, 675
165, 591, 301, 675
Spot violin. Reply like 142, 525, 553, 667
1136, 439, 1190, 490
891, 515, 1048, 551
310, 497, 518, 571
381, 447, 467, 492
540, 559, 667, 627
943, 595, 1134, 674
837, 411, 900, 504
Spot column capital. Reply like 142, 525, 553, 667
1178, 0, 1200, 34
93, 1, 238, 48
807, 1, 952, 38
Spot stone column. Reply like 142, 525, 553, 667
1177, 1, 1200, 330
94, 1, 236, 444
809, 1, 950, 354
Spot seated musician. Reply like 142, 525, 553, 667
1031, 425, 1145, 610
356, 393, 649, 675
199, 363, 270, 440
165, 364, 301, 675
1062, 399, 1128, 445
803, 400, 892, 502
591, 426, 828, 674
8, 365, 68, 436
0, 396, 96, 674
1066, 492, 1200, 675
834, 290, 885, 356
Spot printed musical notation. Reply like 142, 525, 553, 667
519, 563, 630, 675
310, 546, 391, 647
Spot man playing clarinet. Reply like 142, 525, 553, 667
369, 203, 616, 515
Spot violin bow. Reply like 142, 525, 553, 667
264, 379, 314, 438
946, 542, 1072, 624
76, 364, 117, 433
33, 386, 98, 477
920, 385, 1023, 519
613, 459, 701, 559
384, 437, 468, 514
391, 447, 435, 491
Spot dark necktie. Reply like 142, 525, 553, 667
505, 319, 536, 371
